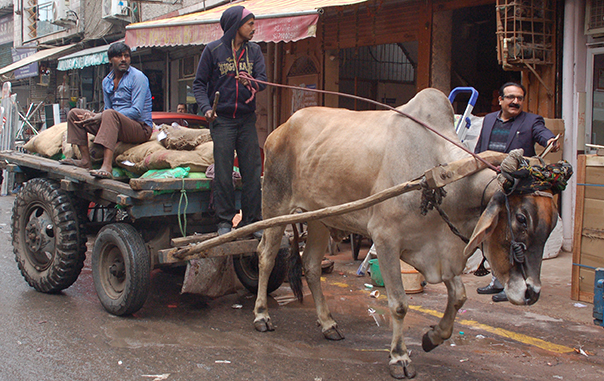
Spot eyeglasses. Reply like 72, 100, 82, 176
502, 95, 524, 101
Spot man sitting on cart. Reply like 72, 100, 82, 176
60, 41, 153, 179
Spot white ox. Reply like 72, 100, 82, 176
253, 89, 559, 378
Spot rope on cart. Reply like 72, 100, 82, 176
237, 72, 500, 173
178, 177, 189, 237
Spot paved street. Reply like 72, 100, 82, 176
0, 193, 602, 381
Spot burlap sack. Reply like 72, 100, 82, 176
115, 140, 166, 174
181, 257, 242, 297
63, 130, 159, 161
160, 125, 212, 150
62, 133, 97, 160
23, 123, 67, 157
144, 141, 214, 172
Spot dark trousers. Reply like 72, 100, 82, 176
210, 113, 262, 228
66, 108, 152, 151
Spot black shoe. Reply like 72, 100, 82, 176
492, 291, 508, 302
477, 284, 504, 294
252, 230, 263, 240
217, 226, 232, 236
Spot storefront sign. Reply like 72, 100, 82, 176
11, 48, 38, 80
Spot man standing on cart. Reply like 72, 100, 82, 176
474, 82, 560, 302
61, 42, 153, 179
193, 5, 267, 237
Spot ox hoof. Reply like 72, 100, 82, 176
421, 331, 438, 352
254, 318, 275, 332
322, 326, 345, 341
390, 361, 417, 379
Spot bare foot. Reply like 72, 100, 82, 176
59, 158, 92, 169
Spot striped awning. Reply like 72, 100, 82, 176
57, 44, 111, 71
125, 0, 368, 48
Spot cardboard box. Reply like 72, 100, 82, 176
536, 118, 565, 164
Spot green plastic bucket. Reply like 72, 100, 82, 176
368, 259, 384, 287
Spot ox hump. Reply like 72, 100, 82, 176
396, 88, 456, 135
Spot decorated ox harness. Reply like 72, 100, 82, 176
421, 148, 573, 279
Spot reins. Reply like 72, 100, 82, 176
238, 72, 500, 173
237, 73, 569, 280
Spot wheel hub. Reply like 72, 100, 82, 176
24, 211, 53, 255
108, 258, 125, 280
25, 220, 42, 252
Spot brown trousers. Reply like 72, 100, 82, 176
66, 108, 152, 151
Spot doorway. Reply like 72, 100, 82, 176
586, 47, 604, 147
451, 4, 520, 116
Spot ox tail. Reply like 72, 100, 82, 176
288, 223, 304, 302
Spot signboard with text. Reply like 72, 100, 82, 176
11, 47, 38, 80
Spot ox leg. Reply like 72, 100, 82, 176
302, 221, 344, 340
422, 275, 467, 352
374, 244, 416, 379
253, 225, 286, 332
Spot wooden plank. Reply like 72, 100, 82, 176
432, 0, 493, 11
171, 232, 218, 247
417, 0, 432, 90
572, 154, 587, 301
0, 151, 154, 201
129, 177, 212, 191
158, 239, 259, 264
322, 2, 419, 50
578, 291, 595, 304
425, 151, 505, 188
586, 155, 604, 166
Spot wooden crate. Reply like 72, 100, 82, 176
572, 154, 604, 303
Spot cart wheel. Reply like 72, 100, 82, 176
92, 223, 150, 316
233, 246, 288, 294
12, 178, 87, 293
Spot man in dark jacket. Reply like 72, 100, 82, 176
475, 82, 559, 302
193, 6, 267, 236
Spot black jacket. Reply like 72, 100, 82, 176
193, 6, 267, 119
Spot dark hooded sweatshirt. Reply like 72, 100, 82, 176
193, 6, 267, 119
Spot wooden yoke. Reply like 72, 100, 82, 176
161, 151, 508, 263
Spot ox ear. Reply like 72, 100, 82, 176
463, 192, 505, 257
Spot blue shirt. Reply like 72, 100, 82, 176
102, 66, 153, 128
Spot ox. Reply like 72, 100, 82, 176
254, 88, 560, 378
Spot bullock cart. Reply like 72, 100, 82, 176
0, 150, 289, 316
1, 147, 506, 317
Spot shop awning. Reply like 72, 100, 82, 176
57, 44, 111, 71
0, 44, 77, 76
125, 0, 368, 48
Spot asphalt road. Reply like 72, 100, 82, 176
0, 193, 602, 381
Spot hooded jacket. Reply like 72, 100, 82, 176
193, 6, 267, 119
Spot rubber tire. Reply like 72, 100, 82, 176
233, 246, 288, 294
92, 223, 150, 316
12, 178, 87, 293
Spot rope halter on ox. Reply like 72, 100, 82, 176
496, 149, 573, 277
